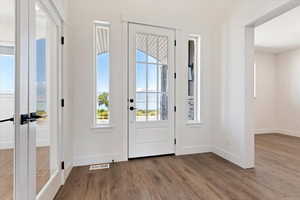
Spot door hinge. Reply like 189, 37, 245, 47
174, 73, 177, 79
61, 99, 65, 108
174, 40, 177, 46
174, 138, 177, 145
174, 106, 177, 112
61, 161, 65, 170
61, 36, 65, 45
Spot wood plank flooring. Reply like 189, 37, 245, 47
55, 134, 300, 200
0, 147, 50, 200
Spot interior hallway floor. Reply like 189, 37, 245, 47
55, 134, 300, 200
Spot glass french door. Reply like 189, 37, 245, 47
0, 0, 62, 199
0, 0, 16, 199
30, 0, 62, 199
128, 23, 175, 158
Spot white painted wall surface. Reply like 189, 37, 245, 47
254, 51, 277, 133
218, 0, 295, 168
276, 49, 300, 137
67, 0, 235, 166
254, 49, 300, 137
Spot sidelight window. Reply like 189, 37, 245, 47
94, 22, 110, 126
187, 35, 201, 122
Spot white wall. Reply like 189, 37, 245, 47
276, 49, 300, 137
254, 51, 277, 133
67, 0, 235, 166
254, 49, 300, 137
218, 0, 296, 168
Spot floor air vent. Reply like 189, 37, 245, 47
89, 163, 110, 170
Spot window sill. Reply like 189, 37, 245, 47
186, 121, 204, 127
91, 124, 114, 130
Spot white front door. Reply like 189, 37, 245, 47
128, 23, 176, 158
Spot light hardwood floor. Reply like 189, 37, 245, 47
0, 147, 50, 200
55, 133, 300, 200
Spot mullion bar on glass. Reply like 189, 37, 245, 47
136, 61, 158, 65
145, 34, 148, 121
156, 35, 159, 120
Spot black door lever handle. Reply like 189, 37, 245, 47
29, 112, 47, 122
129, 106, 136, 111
0, 113, 46, 124
0, 117, 14, 123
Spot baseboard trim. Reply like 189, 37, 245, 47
73, 153, 123, 167
212, 147, 243, 168
255, 129, 300, 137
255, 129, 278, 135
275, 129, 300, 137
177, 145, 212, 155
63, 162, 73, 183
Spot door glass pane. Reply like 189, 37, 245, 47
158, 64, 168, 92
136, 92, 146, 121
135, 33, 169, 122
0, 0, 15, 199
148, 93, 158, 121
35, 3, 58, 194
136, 63, 146, 92
158, 93, 168, 120
148, 64, 157, 92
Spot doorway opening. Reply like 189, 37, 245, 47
245, 1, 300, 173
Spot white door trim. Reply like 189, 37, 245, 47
15, 0, 30, 199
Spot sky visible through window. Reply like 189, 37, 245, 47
96, 53, 109, 93
36, 39, 47, 111
0, 39, 46, 111
0, 55, 14, 91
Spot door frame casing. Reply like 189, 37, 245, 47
122, 21, 177, 160
15, 0, 31, 199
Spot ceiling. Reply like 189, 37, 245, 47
255, 6, 300, 54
